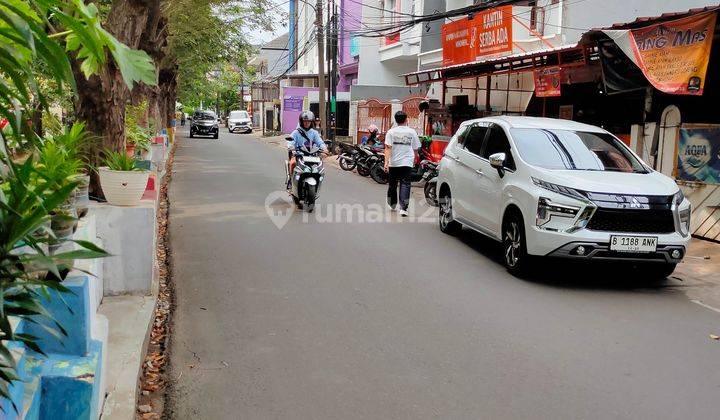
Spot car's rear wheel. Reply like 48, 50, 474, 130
189, 131, 194, 138
438, 190, 461, 235
503, 211, 530, 275
214, 133, 219, 139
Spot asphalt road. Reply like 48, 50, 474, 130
165, 128, 720, 419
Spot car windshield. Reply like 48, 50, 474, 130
229, 111, 249, 119
195, 112, 216, 121
510, 128, 647, 173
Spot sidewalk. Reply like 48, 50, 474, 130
674, 238, 720, 312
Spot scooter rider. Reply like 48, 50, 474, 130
287, 110, 328, 189
362, 124, 384, 151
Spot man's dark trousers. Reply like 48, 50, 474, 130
387, 166, 412, 210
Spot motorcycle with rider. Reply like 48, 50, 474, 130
285, 111, 328, 212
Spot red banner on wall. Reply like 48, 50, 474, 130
534, 66, 562, 97
475, 5, 513, 57
442, 6, 513, 67
442, 19, 474, 67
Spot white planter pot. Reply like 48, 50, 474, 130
99, 167, 150, 206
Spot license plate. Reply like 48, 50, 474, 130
303, 156, 321, 163
610, 235, 658, 253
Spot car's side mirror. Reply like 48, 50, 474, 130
489, 152, 506, 177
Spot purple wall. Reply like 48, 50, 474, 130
338, 0, 361, 92
339, 0, 361, 66
281, 86, 316, 133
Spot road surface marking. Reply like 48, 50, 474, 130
691, 299, 720, 314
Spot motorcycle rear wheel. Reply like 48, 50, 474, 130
339, 154, 357, 171
424, 180, 438, 206
370, 163, 388, 184
356, 162, 371, 177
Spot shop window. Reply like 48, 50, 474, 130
483, 125, 515, 170
463, 125, 488, 156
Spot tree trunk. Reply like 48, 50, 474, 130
73, 0, 157, 195
158, 67, 178, 128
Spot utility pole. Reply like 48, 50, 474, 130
240, 73, 244, 111
329, 1, 338, 143
316, 0, 326, 137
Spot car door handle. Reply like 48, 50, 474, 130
475, 169, 484, 176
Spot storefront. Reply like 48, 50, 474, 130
405, 5, 720, 240
583, 7, 720, 241
404, 44, 599, 144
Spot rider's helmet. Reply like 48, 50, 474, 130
299, 110, 315, 128
367, 124, 379, 134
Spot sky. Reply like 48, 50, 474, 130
248, 0, 290, 44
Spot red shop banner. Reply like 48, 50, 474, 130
442, 5, 513, 67
534, 66, 562, 97
441, 19, 474, 67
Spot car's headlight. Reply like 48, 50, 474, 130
532, 179, 597, 232
532, 177, 587, 201
536, 197, 579, 227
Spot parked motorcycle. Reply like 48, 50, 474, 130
356, 145, 382, 177
422, 160, 439, 206
369, 148, 434, 186
336, 142, 360, 171
370, 155, 388, 184
285, 137, 325, 213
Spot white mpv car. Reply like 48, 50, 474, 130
436, 116, 691, 278
227, 110, 252, 133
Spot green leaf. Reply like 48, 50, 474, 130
104, 32, 157, 88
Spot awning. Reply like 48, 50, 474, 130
403, 44, 596, 86
593, 5, 720, 30
580, 5, 719, 95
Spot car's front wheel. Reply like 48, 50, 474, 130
503, 211, 530, 275
438, 190, 461, 235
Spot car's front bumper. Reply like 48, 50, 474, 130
527, 227, 690, 263
192, 125, 218, 135
229, 122, 252, 131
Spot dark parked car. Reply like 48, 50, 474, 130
190, 110, 219, 139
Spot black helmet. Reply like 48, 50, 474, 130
299, 110, 315, 126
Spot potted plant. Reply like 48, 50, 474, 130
35, 138, 83, 240
73, 172, 91, 218
126, 124, 153, 158
39, 123, 94, 219
99, 150, 150, 206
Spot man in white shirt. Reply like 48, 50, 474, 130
383, 111, 420, 217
